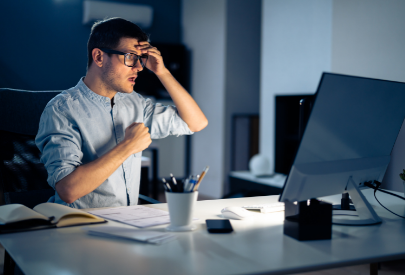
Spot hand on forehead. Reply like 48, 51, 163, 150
117, 37, 146, 54
136, 41, 152, 52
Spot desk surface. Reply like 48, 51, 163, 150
1, 189, 405, 275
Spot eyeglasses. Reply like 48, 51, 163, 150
99, 48, 148, 68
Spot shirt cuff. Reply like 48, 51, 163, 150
48, 167, 76, 189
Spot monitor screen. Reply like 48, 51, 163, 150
280, 73, 405, 202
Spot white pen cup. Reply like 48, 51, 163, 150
165, 191, 198, 232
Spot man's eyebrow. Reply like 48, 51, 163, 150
121, 49, 139, 55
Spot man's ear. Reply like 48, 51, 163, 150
92, 48, 104, 67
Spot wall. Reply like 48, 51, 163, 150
182, 0, 227, 198
331, 0, 405, 192
260, 0, 333, 172
224, 0, 261, 194
182, 0, 261, 198
331, 0, 405, 82
0, 0, 181, 91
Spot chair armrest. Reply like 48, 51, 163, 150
138, 194, 161, 204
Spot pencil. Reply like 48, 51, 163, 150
193, 166, 209, 191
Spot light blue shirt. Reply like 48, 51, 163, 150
35, 78, 193, 209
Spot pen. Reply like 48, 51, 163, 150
162, 178, 172, 192
170, 173, 177, 185
193, 166, 209, 191
169, 173, 178, 192
183, 178, 190, 193
188, 175, 198, 192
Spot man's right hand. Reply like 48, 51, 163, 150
122, 122, 152, 155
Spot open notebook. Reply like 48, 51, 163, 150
0, 203, 106, 234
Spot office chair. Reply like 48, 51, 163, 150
0, 88, 60, 208
0, 88, 159, 275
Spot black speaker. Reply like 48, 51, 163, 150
274, 94, 314, 175
134, 43, 189, 99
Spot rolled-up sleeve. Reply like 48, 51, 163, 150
143, 98, 194, 139
35, 105, 83, 189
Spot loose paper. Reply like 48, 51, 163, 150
83, 226, 176, 245
88, 205, 170, 228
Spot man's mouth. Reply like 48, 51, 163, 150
128, 76, 137, 84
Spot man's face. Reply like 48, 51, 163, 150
101, 37, 144, 94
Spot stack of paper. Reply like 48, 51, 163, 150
88, 205, 171, 228
83, 226, 176, 245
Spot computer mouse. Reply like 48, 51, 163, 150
221, 206, 253, 220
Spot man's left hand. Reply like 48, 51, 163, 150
136, 42, 168, 76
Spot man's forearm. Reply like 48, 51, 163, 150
156, 69, 208, 132
56, 141, 132, 204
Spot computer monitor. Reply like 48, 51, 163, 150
279, 73, 405, 225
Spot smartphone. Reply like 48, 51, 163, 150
206, 219, 233, 233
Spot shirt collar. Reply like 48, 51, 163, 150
76, 77, 112, 107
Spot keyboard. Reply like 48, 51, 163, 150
242, 202, 285, 213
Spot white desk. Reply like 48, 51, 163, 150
1, 189, 405, 275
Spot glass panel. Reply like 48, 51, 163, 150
125, 54, 136, 67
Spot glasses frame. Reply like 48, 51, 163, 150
99, 48, 148, 68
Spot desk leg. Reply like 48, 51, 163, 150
370, 262, 379, 275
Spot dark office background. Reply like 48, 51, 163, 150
0, 0, 182, 91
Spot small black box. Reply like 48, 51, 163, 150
283, 199, 332, 241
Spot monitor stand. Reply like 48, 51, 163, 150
332, 177, 382, 225
332, 193, 356, 211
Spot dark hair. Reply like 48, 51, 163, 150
87, 17, 149, 69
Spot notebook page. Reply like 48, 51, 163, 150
0, 204, 48, 224
34, 203, 103, 224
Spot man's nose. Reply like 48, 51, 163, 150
132, 60, 143, 72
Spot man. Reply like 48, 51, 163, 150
35, 18, 208, 208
